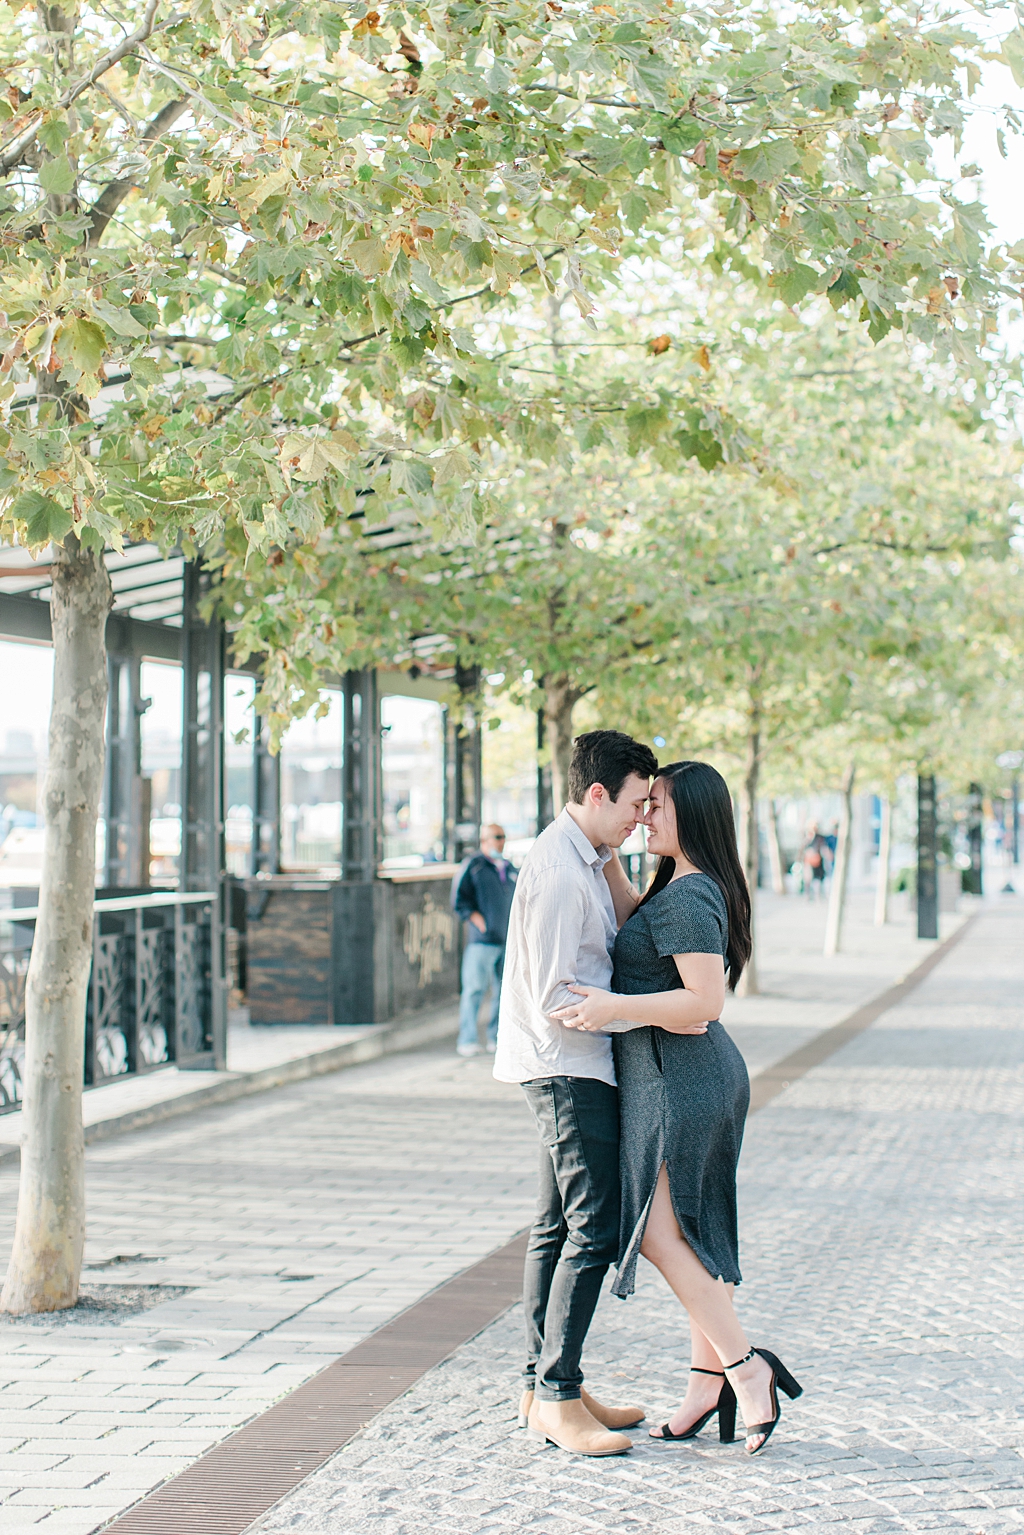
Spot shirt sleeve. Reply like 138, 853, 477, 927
519, 864, 596, 1018
453, 862, 478, 920
647, 879, 726, 958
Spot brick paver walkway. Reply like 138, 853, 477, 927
0, 891, 993, 1532
251, 903, 1024, 1535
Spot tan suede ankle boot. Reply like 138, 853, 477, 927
519, 1386, 645, 1430
526, 1397, 632, 1456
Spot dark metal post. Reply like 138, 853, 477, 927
917, 773, 938, 940
448, 665, 482, 864
536, 706, 554, 833
342, 669, 381, 883
252, 716, 280, 875
964, 782, 983, 896
181, 562, 227, 1066
103, 653, 145, 887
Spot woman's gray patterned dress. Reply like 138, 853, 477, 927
610, 872, 749, 1298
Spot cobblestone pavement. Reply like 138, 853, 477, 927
0, 891, 980, 1532
0, 1049, 540, 1534
252, 903, 1024, 1535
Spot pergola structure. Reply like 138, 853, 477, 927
0, 542, 483, 1094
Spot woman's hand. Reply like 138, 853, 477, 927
552, 985, 619, 1032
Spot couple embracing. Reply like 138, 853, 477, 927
493, 731, 801, 1458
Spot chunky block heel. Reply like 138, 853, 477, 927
650, 1367, 737, 1445
725, 1346, 803, 1456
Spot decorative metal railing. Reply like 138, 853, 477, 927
0, 892, 216, 1114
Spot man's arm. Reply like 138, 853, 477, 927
454, 863, 485, 930
603, 851, 641, 927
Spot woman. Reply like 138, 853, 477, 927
552, 761, 801, 1454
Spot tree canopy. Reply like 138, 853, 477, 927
2, 0, 1021, 567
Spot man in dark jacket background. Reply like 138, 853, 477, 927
453, 824, 517, 1057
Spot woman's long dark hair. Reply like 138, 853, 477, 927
638, 760, 752, 991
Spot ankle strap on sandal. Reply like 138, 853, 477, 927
724, 1347, 756, 1371
690, 1366, 725, 1377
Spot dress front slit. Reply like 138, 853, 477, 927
609, 873, 750, 1300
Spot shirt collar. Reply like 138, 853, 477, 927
556, 806, 612, 869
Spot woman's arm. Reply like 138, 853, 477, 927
551, 952, 726, 1035
603, 851, 641, 927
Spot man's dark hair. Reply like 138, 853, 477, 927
567, 730, 658, 804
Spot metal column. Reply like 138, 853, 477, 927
181, 561, 227, 1066
341, 669, 381, 883
446, 665, 482, 864
252, 716, 280, 875
917, 773, 938, 940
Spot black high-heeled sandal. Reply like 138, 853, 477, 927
725, 1346, 802, 1456
649, 1367, 737, 1444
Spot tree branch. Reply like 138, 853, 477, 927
85, 96, 189, 246
0, 0, 164, 177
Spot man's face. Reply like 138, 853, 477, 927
589, 773, 650, 849
480, 826, 506, 857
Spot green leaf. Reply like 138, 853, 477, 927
733, 139, 800, 184
60, 318, 107, 373
91, 299, 146, 338
769, 264, 819, 306
1002, 28, 1024, 88
659, 116, 704, 155
826, 268, 861, 309
620, 190, 648, 233
12, 491, 72, 546
38, 117, 69, 156
38, 155, 75, 196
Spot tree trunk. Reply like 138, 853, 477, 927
824, 763, 856, 958
1, 537, 111, 1314
766, 798, 786, 895
543, 677, 579, 816
874, 793, 892, 926
735, 721, 760, 997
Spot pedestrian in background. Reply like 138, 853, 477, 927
802, 823, 829, 900
453, 824, 517, 1057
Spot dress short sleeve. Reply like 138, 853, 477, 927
646, 875, 727, 959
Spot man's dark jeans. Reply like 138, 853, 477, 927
521, 1076, 620, 1402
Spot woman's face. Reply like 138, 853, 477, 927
643, 777, 682, 858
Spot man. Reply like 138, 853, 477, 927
453, 824, 516, 1057
494, 729, 658, 1457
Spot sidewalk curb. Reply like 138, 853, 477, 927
0, 1003, 458, 1165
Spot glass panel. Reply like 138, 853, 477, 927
225, 675, 256, 877
381, 696, 444, 867
140, 659, 183, 887
280, 691, 342, 871
0, 640, 53, 889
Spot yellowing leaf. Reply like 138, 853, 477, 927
433, 448, 470, 488
348, 237, 388, 276
59, 318, 107, 374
